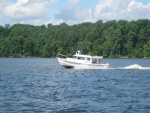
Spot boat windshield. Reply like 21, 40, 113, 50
58, 54, 67, 58
77, 57, 85, 60
73, 56, 77, 59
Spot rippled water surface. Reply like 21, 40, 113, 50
0, 58, 150, 113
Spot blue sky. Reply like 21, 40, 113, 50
0, 0, 150, 26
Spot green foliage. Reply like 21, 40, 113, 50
0, 19, 150, 58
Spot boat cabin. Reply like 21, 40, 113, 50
73, 54, 103, 64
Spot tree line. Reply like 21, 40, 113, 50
0, 19, 150, 58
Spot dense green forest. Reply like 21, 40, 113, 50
0, 19, 150, 58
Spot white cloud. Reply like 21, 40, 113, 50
56, 0, 150, 25
93, 0, 150, 21
0, 0, 150, 26
33, 18, 64, 25
65, 0, 80, 8
55, 0, 92, 24
2, 0, 58, 20
17, 0, 29, 5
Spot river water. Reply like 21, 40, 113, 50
0, 58, 150, 113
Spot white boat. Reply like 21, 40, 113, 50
57, 51, 109, 69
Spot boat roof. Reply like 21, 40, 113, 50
73, 54, 103, 58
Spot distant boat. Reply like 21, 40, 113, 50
57, 51, 109, 69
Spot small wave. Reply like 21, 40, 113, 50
115, 64, 150, 70
124, 64, 150, 70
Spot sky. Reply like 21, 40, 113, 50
0, 0, 150, 26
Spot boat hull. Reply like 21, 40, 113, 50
57, 58, 109, 69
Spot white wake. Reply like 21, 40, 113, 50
114, 64, 150, 70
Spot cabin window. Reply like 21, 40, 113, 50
92, 58, 97, 63
77, 57, 81, 59
92, 58, 102, 64
86, 57, 90, 61
98, 59, 102, 63
77, 57, 85, 60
